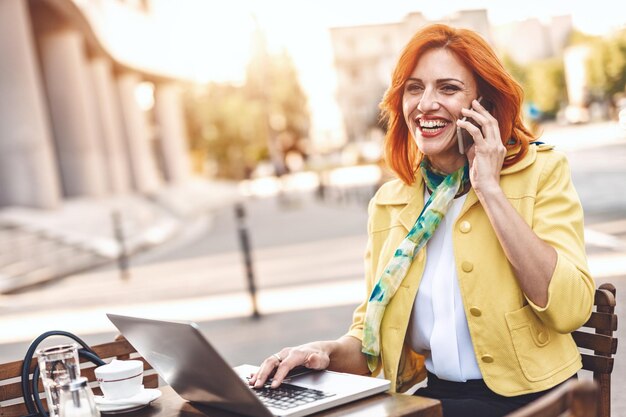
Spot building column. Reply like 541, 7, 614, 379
0, 0, 61, 208
117, 73, 161, 193
39, 29, 107, 198
154, 83, 191, 184
90, 57, 132, 194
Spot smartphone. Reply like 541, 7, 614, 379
457, 96, 493, 154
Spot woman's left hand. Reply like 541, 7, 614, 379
456, 99, 506, 200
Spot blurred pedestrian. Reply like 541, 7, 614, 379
249, 24, 594, 417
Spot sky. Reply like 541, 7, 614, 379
171, 0, 626, 80
146, 0, 626, 144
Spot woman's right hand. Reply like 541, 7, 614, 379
248, 341, 331, 389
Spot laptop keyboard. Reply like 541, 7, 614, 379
253, 383, 336, 410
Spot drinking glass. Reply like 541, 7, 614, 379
36, 344, 81, 417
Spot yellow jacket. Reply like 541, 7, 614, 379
346, 144, 595, 396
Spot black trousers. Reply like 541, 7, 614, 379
414, 372, 576, 417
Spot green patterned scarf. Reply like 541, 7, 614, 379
361, 159, 470, 372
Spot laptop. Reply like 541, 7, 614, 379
106, 314, 390, 417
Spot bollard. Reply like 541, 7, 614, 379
316, 171, 326, 202
111, 210, 130, 281
234, 203, 260, 318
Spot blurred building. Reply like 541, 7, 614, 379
494, 16, 588, 123
491, 15, 573, 64
329, 10, 492, 143
0, 0, 192, 210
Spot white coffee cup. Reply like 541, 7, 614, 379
95, 359, 144, 400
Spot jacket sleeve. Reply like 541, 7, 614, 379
525, 151, 595, 333
345, 197, 382, 375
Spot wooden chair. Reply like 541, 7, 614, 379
0, 335, 158, 417
507, 379, 599, 417
572, 283, 618, 417
508, 282, 617, 417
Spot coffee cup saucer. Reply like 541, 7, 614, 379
95, 387, 162, 414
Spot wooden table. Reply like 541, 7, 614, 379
130, 385, 442, 417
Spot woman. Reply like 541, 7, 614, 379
249, 24, 595, 416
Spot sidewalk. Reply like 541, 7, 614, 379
0, 179, 240, 293
0, 179, 240, 259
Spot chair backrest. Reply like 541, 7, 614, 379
0, 335, 158, 417
507, 379, 599, 417
571, 283, 618, 417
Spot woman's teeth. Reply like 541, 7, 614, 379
418, 119, 449, 134
420, 119, 448, 129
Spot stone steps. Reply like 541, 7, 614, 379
0, 225, 109, 294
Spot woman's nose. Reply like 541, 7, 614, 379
417, 90, 440, 113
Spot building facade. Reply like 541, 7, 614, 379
0, 0, 191, 209
491, 15, 573, 65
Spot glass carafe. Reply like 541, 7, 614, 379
58, 377, 100, 417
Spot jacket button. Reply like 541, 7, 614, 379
470, 307, 482, 317
481, 354, 494, 363
537, 331, 548, 344
461, 261, 473, 272
459, 221, 471, 233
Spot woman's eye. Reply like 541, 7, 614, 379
441, 85, 460, 93
406, 84, 423, 93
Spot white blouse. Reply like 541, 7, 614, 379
407, 191, 482, 382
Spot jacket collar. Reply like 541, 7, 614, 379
374, 179, 424, 231
373, 143, 554, 231
501, 142, 548, 175
374, 178, 420, 205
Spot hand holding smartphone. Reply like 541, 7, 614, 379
457, 96, 493, 154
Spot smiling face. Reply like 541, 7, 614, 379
402, 48, 478, 173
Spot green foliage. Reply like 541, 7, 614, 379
184, 84, 267, 179
501, 54, 527, 86
184, 46, 310, 180
585, 29, 626, 99
263, 51, 310, 143
525, 58, 566, 116
501, 54, 566, 117
567, 30, 598, 46
496, 29, 626, 119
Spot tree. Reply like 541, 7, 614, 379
183, 47, 310, 180
246, 38, 310, 176
502, 53, 566, 118
585, 29, 626, 101
501, 53, 527, 87
184, 83, 268, 179
525, 58, 566, 117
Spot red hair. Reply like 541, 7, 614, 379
380, 24, 535, 184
